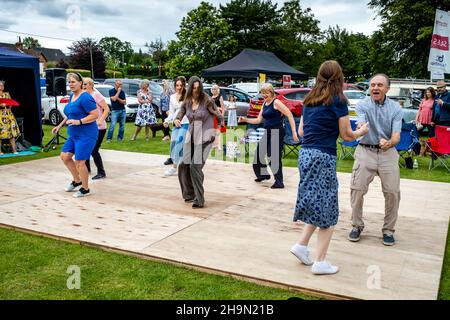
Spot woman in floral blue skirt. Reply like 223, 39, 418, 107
290, 61, 369, 275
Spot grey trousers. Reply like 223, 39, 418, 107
178, 141, 213, 206
350, 145, 401, 236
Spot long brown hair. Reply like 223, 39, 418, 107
184, 76, 208, 105
303, 60, 347, 107
425, 87, 436, 100
175, 76, 186, 102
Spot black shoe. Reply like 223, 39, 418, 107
192, 203, 204, 208
270, 183, 284, 189
254, 176, 270, 182
348, 227, 362, 242
92, 174, 106, 180
382, 234, 395, 246
164, 158, 173, 165
184, 198, 195, 203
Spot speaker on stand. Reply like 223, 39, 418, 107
43, 68, 67, 152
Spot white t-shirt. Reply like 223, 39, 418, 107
166, 93, 189, 124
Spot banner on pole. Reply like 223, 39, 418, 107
282, 75, 291, 88
428, 9, 450, 74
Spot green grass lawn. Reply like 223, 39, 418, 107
0, 123, 449, 299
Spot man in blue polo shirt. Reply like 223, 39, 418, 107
435, 80, 450, 127
106, 80, 126, 142
348, 73, 403, 246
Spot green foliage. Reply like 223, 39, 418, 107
277, 0, 323, 76
46, 61, 57, 69
368, 0, 450, 78
99, 37, 133, 67
105, 69, 123, 78
146, 38, 168, 77
22, 36, 41, 49
166, 1, 238, 78
68, 38, 106, 78
319, 26, 372, 81
219, 0, 280, 53
66, 69, 91, 77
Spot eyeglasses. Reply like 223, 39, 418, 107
437, 85, 446, 89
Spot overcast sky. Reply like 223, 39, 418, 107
0, 0, 382, 54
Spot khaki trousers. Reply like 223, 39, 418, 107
350, 145, 400, 236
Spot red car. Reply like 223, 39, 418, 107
247, 88, 311, 118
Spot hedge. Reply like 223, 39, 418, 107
66, 69, 91, 77
105, 69, 124, 78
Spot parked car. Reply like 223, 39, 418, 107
354, 82, 369, 91
247, 88, 311, 119
41, 86, 70, 126
343, 90, 366, 117
103, 78, 163, 110
227, 83, 259, 96
94, 84, 139, 121
203, 85, 252, 121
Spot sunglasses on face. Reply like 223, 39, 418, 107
437, 86, 446, 89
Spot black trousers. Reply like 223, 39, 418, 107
86, 129, 106, 175
252, 126, 284, 186
161, 110, 171, 137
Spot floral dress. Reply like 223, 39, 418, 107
135, 89, 157, 127
0, 92, 20, 139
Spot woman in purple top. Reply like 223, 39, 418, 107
289, 61, 368, 275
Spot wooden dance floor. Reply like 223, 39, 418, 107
0, 150, 449, 299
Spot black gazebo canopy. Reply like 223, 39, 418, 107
203, 48, 308, 80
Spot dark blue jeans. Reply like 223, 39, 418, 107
107, 109, 126, 141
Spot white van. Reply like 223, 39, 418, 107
228, 83, 259, 96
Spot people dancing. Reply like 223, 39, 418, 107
239, 83, 298, 189
163, 76, 187, 176
174, 76, 223, 208
290, 61, 368, 274
83, 77, 110, 180
52, 73, 99, 198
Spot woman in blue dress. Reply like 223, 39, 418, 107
289, 61, 368, 275
52, 72, 99, 198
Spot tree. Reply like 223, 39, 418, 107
166, 2, 238, 78
219, 0, 280, 53
99, 37, 133, 67
368, 0, 450, 78
23, 37, 41, 49
146, 38, 168, 76
319, 26, 372, 81
56, 59, 69, 69
277, 0, 323, 76
68, 38, 106, 78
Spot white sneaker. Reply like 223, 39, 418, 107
73, 188, 91, 198
65, 181, 82, 192
311, 260, 339, 275
164, 167, 177, 176
290, 243, 313, 266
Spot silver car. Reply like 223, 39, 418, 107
203, 86, 252, 121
